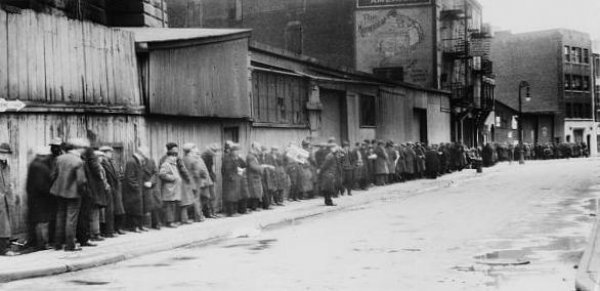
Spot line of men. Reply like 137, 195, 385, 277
1, 139, 222, 255
0, 136, 477, 256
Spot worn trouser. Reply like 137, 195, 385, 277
35, 223, 50, 248
262, 191, 272, 209
201, 195, 214, 217
238, 199, 248, 214
89, 207, 101, 237
180, 205, 191, 223
0, 237, 9, 254
54, 197, 81, 249
103, 191, 115, 235
192, 190, 204, 221
343, 169, 355, 196
163, 201, 177, 224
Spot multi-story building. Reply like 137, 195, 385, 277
166, 0, 495, 147
491, 29, 597, 154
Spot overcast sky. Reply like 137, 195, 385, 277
478, 0, 600, 46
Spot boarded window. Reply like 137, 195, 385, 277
373, 67, 404, 82
285, 22, 303, 54
360, 95, 376, 127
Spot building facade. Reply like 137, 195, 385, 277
491, 29, 597, 154
166, 0, 494, 148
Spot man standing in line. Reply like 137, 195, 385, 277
182, 143, 208, 222
319, 144, 340, 206
98, 146, 124, 237
0, 143, 16, 256
201, 144, 219, 218
123, 147, 150, 232
26, 145, 58, 250
51, 138, 89, 251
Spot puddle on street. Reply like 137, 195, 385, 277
474, 249, 532, 266
171, 256, 197, 261
222, 238, 278, 252
126, 263, 171, 268
69, 280, 110, 286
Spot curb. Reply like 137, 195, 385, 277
576, 216, 600, 291
0, 172, 478, 283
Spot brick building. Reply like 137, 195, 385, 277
165, 0, 495, 147
491, 29, 597, 154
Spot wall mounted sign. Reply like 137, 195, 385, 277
357, 0, 431, 8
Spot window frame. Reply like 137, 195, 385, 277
359, 94, 377, 127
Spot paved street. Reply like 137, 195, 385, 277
3, 158, 599, 290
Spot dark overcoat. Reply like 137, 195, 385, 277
122, 155, 145, 216
142, 158, 161, 211
100, 156, 125, 216
0, 164, 13, 238
246, 152, 264, 199
26, 155, 56, 224
83, 151, 109, 208
221, 153, 245, 203
425, 150, 440, 178
318, 152, 338, 194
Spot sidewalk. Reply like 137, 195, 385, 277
0, 168, 486, 283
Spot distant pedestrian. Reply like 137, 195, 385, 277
201, 144, 220, 218
319, 144, 340, 206
221, 142, 245, 216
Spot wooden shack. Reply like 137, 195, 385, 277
0, 9, 145, 234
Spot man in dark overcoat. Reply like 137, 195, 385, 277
0, 143, 16, 256
221, 142, 245, 216
26, 146, 58, 250
122, 147, 149, 232
425, 145, 441, 179
319, 145, 340, 206
98, 146, 124, 236
80, 148, 110, 244
374, 141, 389, 186
201, 144, 219, 218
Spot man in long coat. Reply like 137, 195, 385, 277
201, 144, 219, 218
82, 149, 110, 243
319, 145, 340, 206
0, 143, 16, 255
425, 145, 441, 179
247, 143, 271, 211
26, 146, 57, 250
123, 148, 149, 232
98, 146, 124, 236
386, 141, 398, 184
404, 144, 417, 180
374, 141, 389, 186
222, 143, 245, 216
340, 141, 357, 196
182, 143, 208, 222
179, 144, 198, 224
159, 153, 183, 227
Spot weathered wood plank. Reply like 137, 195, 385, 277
0, 10, 8, 98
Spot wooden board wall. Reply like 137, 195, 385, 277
0, 113, 146, 234
0, 9, 141, 106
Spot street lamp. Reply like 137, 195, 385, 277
518, 81, 531, 164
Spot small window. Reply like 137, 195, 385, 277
564, 46, 571, 62
572, 47, 579, 63
584, 49, 590, 64
566, 103, 572, 118
572, 75, 582, 90
564, 74, 571, 90
577, 48, 583, 63
277, 97, 286, 121
583, 77, 590, 91
359, 95, 376, 127
285, 22, 303, 54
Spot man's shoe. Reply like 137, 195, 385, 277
90, 236, 105, 242
139, 227, 149, 232
80, 242, 97, 247
64, 246, 83, 252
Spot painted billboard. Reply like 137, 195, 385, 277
357, 0, 431, 8
355, 7, 434, 87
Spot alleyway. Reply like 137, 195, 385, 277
3, 158, 599, 290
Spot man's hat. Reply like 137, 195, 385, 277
49, 137, 62, 146
0, 143, 12, 154
99, 146, 114, 152
182, 143, 197, 153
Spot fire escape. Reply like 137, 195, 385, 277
440, 1, 495, 147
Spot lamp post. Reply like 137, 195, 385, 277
518, 81, 531, 164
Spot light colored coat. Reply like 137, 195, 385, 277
159, 158, 182, 202
0, 164, 13, 238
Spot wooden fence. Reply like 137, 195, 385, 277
0, 9, 141, 107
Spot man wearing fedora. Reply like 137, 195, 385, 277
0, 143, 17, 256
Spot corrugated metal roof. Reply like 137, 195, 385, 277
119, 27, 251, 43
